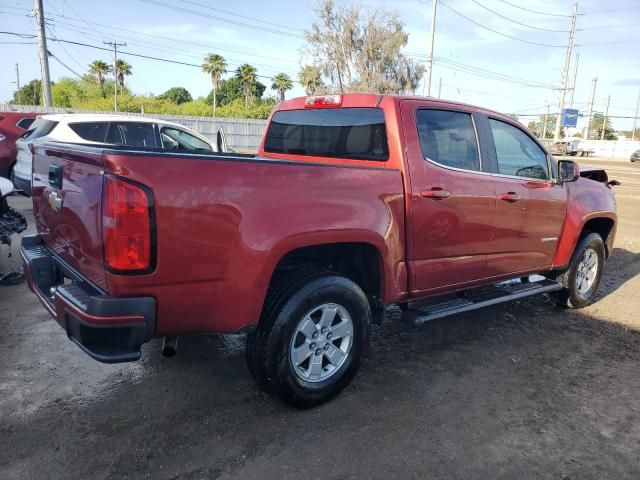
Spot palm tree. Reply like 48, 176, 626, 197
202, 53, 227, 116
236, 64, 258, 108
271, 73, 293, 102
298, 65, 323, 95
115, 59, 132, 94
89, 60, 111, 87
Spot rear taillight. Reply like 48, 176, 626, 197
304, 94, 343, 108
102, 175, 155, 273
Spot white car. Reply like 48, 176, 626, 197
13, 114, 228, 195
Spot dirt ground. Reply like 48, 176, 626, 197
1, 158, 639, 479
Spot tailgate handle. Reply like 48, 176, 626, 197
49, 164, 63, 190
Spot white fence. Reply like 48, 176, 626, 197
1, 104, 268, 151
578, 140, 639, 159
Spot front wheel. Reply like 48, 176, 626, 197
246, 271, 372, 408
554, 233, 606, 308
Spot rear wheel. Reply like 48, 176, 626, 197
246, 271, 371, 408
554, 233, 606, 309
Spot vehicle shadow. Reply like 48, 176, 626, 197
3, 250, 640, 479
595, 247, 640, 300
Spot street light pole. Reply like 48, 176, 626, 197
425, 0, 437, 97
600, 95, 610, 141
583, 77, 597, 140
632, 89, 640, 141
34, 0, 52, 107
553, 3, 578, 141
104, 41, 126, 112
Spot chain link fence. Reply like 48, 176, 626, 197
1, 104, 268, 152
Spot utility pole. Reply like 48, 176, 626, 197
34, 0, 52, 107
14, 63, 21, 105
104, 40, 126, 112
553, 3, 578, 141
569, 52, 579, 108
600, 95, 610, 141
632, 88, 640, 141
583, 77, 597, 140
542, 104, 550, 141
424, 0, 437, 97
437, 77, 442, 99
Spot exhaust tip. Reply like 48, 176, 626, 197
162, 336, 178, 357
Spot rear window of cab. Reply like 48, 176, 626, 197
264, 107, 389, 161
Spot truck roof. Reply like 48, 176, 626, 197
275, 93, 512, 122
34, 113, 188, 130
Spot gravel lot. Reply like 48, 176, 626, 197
1, 158, 639, 479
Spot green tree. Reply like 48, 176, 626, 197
298, 65, 323, 95
52, 78, 84, 108
89, 60, 111, 88
158, 87, 193, 105
11, 79, 42, 105
527, 114, 562, 139
588, 113, 617, 140
236, 64, 258, 107
202, 53, 227, 116
304, 0, 423, 93
271, 73, 294, 102
115, 59, 132, 94
207, 77, 266, 106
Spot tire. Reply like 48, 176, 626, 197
554, 233, 606, 309
246, 270, 372, 408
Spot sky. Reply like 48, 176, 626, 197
0, 0, 639, 131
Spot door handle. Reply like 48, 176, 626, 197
499, 192, 522, 202
421, 187, 451, 200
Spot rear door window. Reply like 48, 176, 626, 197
264, 108, 388, 161
21, 119, 58, 140
69, 122, 109, 142
489, 119, 549, 180
106, 122, 158, 148
415, 109, 481, 172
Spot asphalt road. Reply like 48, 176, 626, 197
1, 158, 639, 479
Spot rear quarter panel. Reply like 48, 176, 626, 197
102, 153, 406, 335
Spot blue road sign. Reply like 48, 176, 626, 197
562, 109, 579, 127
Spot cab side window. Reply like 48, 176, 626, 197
416, 109, 481, 172
489, 119, 549, 180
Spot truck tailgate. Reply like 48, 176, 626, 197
32, 145, 108, 290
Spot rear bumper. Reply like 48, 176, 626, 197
12, 174, 31, 196
20, 234, 156, 363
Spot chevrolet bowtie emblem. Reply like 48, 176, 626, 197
48, 191, 63, 212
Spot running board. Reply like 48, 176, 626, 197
404, 278, 563, 325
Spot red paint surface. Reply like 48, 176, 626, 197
0, 111, 38, 175
28, 94, 617, 336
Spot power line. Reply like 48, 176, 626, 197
494, 0, 571, 18
581, 23, 640, 30
49, 19, 296, 75
140, 0, 304, 39
178, 0, 304, 33
439, 0, 567, 48
469, 0, 570, 32
583, 6, 640, 15
48, 49, 83, 78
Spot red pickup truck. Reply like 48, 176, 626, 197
21, 94, 617, 407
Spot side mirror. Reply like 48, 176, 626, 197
558, 160, 579, 183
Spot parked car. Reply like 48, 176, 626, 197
21, 94, 617, 407
631, 149, 640, 162
13, 114, 229, 195
0, 111, 38, 179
